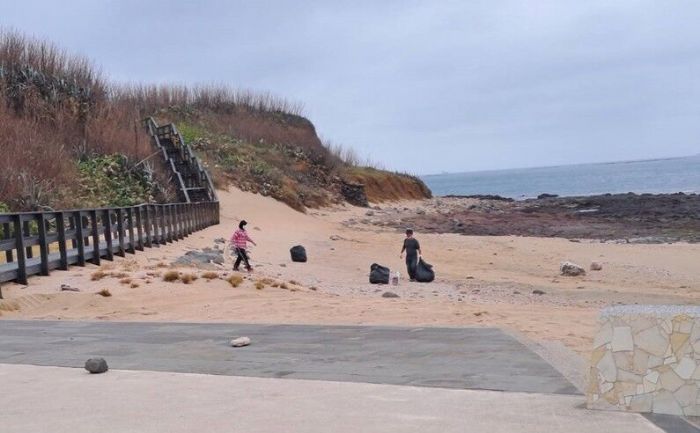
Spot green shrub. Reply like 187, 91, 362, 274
76, 155, 157, 207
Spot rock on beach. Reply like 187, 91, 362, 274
230, 337, 251, 347
84, 358, 108, 374
560, 261, 586, 277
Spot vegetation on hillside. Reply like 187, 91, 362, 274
0, 29, 430, 212
0, 30, 173, 210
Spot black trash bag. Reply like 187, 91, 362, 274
290, 245, 307, 262
369, 263, 390, 284
415, 258, 435, 283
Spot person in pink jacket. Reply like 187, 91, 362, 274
231, 220, 257, 272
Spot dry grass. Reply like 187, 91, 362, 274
0, 29, 430, 213
162, 270, 180, 282
91, 270, 107, 281
279, 282, 289, 290
119, 278, 132, 285
96, 289, 112, 297
120, 259, 140, 272
0, 30, 162, 210
254, 280, 266, 290
0, 300, 20, 312
288, 280, 300, 286
227, 275, 243, 288
202, 271, 219, 280
180, 273, 198, 284
130, 282, 140, 288
110, 271, 129, 279
155, 262, 169, 268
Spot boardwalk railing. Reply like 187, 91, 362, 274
0, 119, 219, 292
0, 202, 219, 285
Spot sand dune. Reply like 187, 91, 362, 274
2, 187, 699, 356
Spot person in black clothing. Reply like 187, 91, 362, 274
400, 229, 421, 281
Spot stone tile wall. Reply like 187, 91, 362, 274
587, 305, 700, 416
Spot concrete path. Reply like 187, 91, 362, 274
0, 320, 578, 394
0, 363, 664, 433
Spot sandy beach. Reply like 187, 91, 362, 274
2, 188, 699, 356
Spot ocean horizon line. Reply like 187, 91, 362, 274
421, 153, 700, 178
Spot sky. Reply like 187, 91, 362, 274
2, 0, 699, 175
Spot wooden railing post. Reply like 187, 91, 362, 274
74, 211, 86, 266
37, 214, 49, 276
153, 205, 159, 244
177, 204, 183, 239
13, 215, 27, 285
2, 222, 13, 263
144, 205, 152, 247
103, 210, 114, 261
56, 212, 68, 270
166, 205, 173, 243
126, 207, 136, 254
134, 206, 144, 251
90, 210, 101, 265
115, 208, 126, 257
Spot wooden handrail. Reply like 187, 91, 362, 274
0, 202, 220, 287
0, 118, 221, 290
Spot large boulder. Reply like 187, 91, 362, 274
560, 261, 586, 276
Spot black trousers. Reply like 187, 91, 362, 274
234, 248, 251, 271
406, 255, 418, 280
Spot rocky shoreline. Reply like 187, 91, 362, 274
354, 192, 700, 243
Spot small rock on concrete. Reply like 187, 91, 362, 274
590, 261, 603, 271
382, 291, 400, 298
60, 284, 80, 292
230, 337, 251, 347
560, 261, 586, 276
84, 358, 108, 374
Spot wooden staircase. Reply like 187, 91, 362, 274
144, 118, 217, 204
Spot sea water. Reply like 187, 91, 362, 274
421, 155, 700, 199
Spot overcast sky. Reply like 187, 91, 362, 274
3, 1, 699, 174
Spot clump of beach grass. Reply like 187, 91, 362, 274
202, 271, 219, 280
163, 270, 180, 282
227, 275, 243, 288
97, 289, 112, 297
91, 270, 107, 281
180, 273, 198, 284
